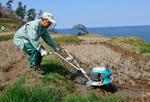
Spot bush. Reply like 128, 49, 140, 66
54, 35, 81, 45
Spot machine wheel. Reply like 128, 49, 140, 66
105, 83, 117, 93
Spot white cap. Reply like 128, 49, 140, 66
42, 12, 56, 25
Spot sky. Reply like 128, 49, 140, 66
1, 0, 150, 29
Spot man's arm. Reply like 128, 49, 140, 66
41, 30, 57, 50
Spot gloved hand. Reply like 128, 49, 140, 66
40, 49, 48, 56
55, 47, 62, 52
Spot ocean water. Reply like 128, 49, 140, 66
56, 25, 150, 43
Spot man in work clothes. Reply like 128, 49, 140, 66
13, 12, 61, 71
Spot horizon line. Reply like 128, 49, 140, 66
56, 24, 150, 29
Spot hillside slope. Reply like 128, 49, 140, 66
0, 35, 150, 101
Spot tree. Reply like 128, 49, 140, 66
37, 9, 42, 18
49, 25, 57, 33
15, 1, 26, 20
0, 2, 2, 7
73, 24, 89, 35
6, 0, 13, 9
27, 8, 36, 21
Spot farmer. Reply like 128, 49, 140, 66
13, 12, 61, 71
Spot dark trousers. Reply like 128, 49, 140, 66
23, 43, 42, 68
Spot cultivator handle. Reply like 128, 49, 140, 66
47, 49, 91, 82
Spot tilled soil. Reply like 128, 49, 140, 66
63, 41, 150, 99
0, 40, 29, 93
0, 38, 150, 101
0, 56, 28, 91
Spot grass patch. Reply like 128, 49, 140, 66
41, 55, 75, 93
109, 36, 144, 46
54, 35, 81, 45
42, 73, 74, 94
0, 22, 20, 28
0, 34, 13, 41
0, 35, 133, 101
41, 55, 71, 76
0, 22, 21, 32
76, 33, 103, 37
64, 92, 128, 102
108, 36, 150, 54
0, 50, 75, 102
139, 43, 150, 54
0, 78, 62, 102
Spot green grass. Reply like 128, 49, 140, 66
42, 74, 74, 94
108, 36, 150, 54
0, 22, 20, 28
0, 78, 129, 102
64, 92, 128, 102
109, 36, 144, 46
0, 78, 62, 102
0, 55, 74, 102
139, 43, 150, 54
0, 53, 75, 102
0, 22, 21, 32
41, 55, 71, 76
0, 52, 129, 102
54, 35, 81, 45
0, 35, 131, 102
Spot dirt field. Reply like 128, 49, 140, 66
0, 37, 150, 101
0, 40, 28, 92
63, 37, 150, 100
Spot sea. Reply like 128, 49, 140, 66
56, 25, 150, 43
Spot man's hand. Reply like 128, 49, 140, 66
55, 47, 62, 52
40, 49, 48, 56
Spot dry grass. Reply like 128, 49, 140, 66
79, 36, 110, 44
64, 44, 121, 70
0, 40, 26, 84
0, 40, 24, 72
0, 32, 15, 35
63, 44, 150, 88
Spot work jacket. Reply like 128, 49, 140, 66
13, 19, 57, 51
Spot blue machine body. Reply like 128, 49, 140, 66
90, 67, 112, 84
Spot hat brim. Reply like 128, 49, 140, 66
48, 18, 56, 25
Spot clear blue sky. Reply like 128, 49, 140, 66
1, 0, 150, 29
